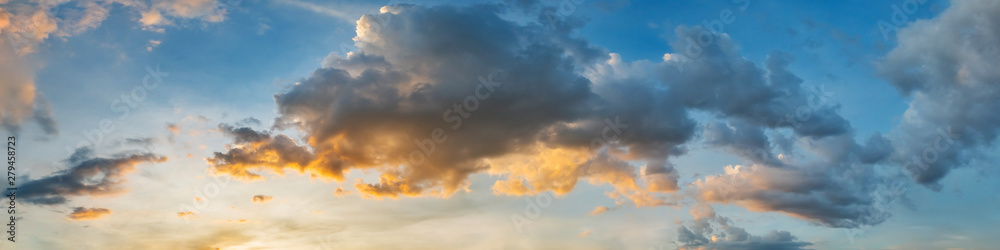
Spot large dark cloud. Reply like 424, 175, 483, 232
202, 1, 942, 231
204, 2, 895, 219
878, 0, 1000, 189
10, 148, 167, 205
211, 4, 682, 204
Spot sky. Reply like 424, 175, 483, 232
1, 0, 999, 249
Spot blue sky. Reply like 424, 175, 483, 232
2, 0, 999, 249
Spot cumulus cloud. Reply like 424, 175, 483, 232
208, 4, 683, 206
690, 158, 899, 228
204, 3, 899, 219
194, 1, 966, 233
677, 204, 812, 250
208, 124, 314, 181
878, 0, 1000, 189
10, 148, 167, 205
67, 207, 112, 221
695, 120, 900, 228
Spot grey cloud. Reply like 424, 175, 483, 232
677, 204, 812, 250
204, 2, 912, 226
122, 137, 158, 146
9, 148, 167, 205
229, 4, 623, 196
704, 120, 781, 166
235, 117, 262, 127
692, 132, 901, 228
209, 124, 315, 180
659, 30, 851, 138
878, 0, 1000, 188
218, 123, 270, 144
31, 95, 58, 136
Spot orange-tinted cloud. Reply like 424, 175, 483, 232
589, 206, 610, 216
67, 207, 111, 221
167, 123, 180, 134
177, 211, 197, 219
203, 5, 688, 207
204, 4, 865, 212
251, 195, 272, 203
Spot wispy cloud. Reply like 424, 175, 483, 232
276, 0, 360, 22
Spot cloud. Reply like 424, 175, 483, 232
703, 120, 781, 166
10, 148, 167, 205
204, 3, 894, 217
177, 211, 198, 219
0, 39, 57, 136
589, 206, 610, 216
146, 39, 161, 51
235, 117, 262, 127
635, 24, 908, 229
208, 4, 681, 206
277, 0, 356, 22
252, 195, 273, 203
677, 204, 812, 250
67, 207, 112, 221
690, 158, 899, 228
878, 0, 1000, 189
138, 0, 231, 29
656, 29, 850, 138
208, 124, 314, 181
167, 123, 181, 134
121, 137, 158, 146
690, 126, 904, 228
193, 3, 928, 232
